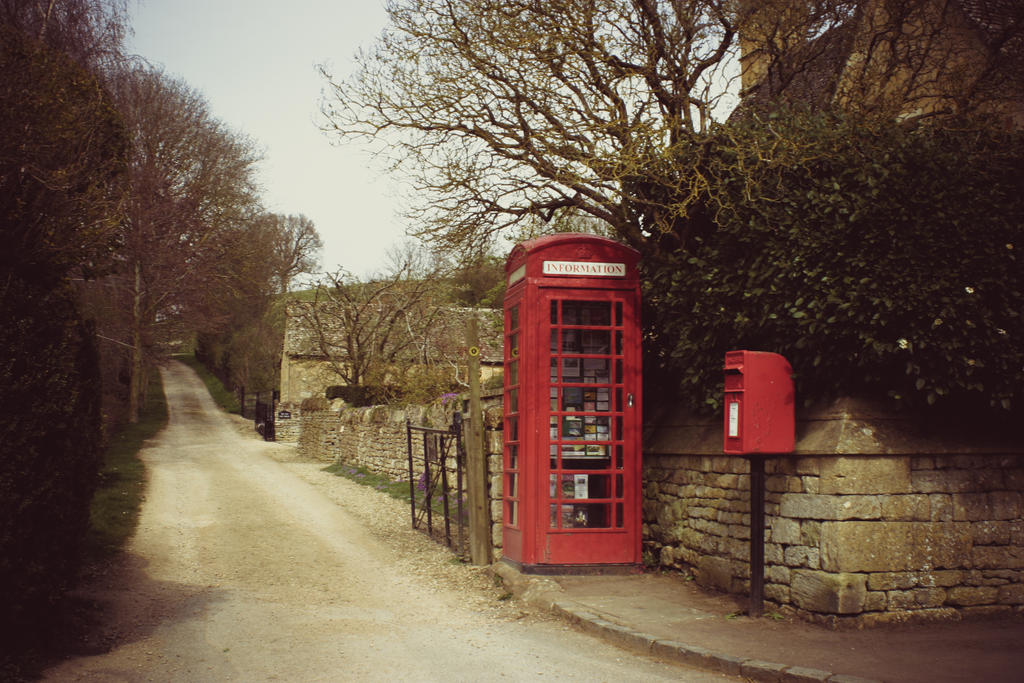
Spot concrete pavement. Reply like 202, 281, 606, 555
492, 562, 1024, 682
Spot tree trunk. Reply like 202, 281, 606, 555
128, 260, 144, 423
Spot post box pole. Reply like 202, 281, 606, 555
749, 455, 765, 618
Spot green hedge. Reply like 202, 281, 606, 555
643, 112, 1023, 418
0, 280, 104, 643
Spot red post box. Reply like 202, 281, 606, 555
723, 350, 795, 454
502, 234, 642, 572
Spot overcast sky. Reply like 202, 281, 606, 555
128, 0, 406, 278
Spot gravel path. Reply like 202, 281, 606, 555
43, 360, 727, 682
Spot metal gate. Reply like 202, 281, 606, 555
406, 415, 466, 556
255, 399, 276, 441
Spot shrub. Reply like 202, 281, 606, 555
0, 280, 104, 642
644, 112, 1023, 418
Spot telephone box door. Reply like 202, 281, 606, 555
539, 291, 641, 565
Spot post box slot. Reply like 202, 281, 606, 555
724, 371, 744, 391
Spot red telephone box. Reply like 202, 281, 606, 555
502, 234, 642, 572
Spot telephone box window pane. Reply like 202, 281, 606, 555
561, 444, 586, 461
550, 386, 558, 410
616, 416, 623, 440
550, 504, 558, 528
508, 361, 518, 387
550, 300, 558, 324
615, 359, 623, 383
552, 473, 610, 499
615, 301, 623, 326
510, 305, 519, 330
581, 330, 609, 354
550, 359, 558, 383
583, 415, 610, 440
550, 329, 558, 353
615, 330, 623, 355
550, 445, 558, 469
616, 445, 624, 469
616, 474, 623, 497
549, 416, 558, 439
562, 386, 583, 411
556, 473, 608, 499
509, 444, 518, 470
508, 500, 518, 526
507, 473, 518, 498
582, 358, 609, 383
562, 503, 610, 528
563, 446, 610, 470
562, 301, 610, 325
508, 417, 519, 442
562, 415, 583, 439
509, 388, 518, 413
615, 388, 622, 412
510, 333, 519, 357
561, 330, 582, 354
596, 388, 611, 412
616, 503, 624, 528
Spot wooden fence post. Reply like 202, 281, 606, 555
466, 316, 492, 565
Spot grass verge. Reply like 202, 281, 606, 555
84, 367, 168, 559
174, 353, 240, 414
323, 463, 412, 501
323, 463, 465, 518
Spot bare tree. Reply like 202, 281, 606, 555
111, 66, 263, 421
268, 213, 323, 293
0, 0, 129, 71
298, 245, 452, 399
320, 0, 1023, 257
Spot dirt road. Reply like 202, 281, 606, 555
45, 361, 729, 681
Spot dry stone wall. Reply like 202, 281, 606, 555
274, 404, 301, 442
291, 394, 505, 553
289, 391, 1021, 625
644, 400, 1024, 626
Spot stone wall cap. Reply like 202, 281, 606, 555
645, 398, 1023, 456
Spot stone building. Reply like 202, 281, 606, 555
276, 301, 502, 441
739, 0, 1024, 125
